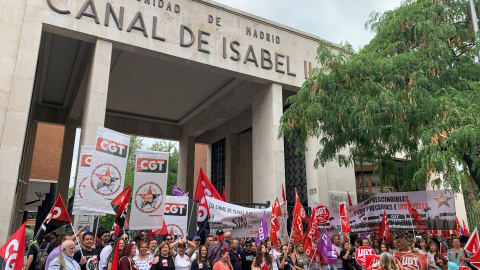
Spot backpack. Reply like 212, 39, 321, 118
54, 252, 66, 270
34, 242, 51, 270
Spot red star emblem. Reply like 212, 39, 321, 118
138, 186, 154, 203
95, 167, 112, 180
433, 192, 453, 208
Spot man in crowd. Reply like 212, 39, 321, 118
74, 232, 100, 270
229, 239, 241, 270
45, 233, 75, 270
208, 229, 230, 265
332, 235, 343, 270
240, 239, 256, 270
95, 230, 110, 253
205, 235, 214, 249
148, 238, 158, 256
48, 240, 85, 270
25, 233, 54, 270
191, 236, 201, 261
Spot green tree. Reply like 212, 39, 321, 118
280, 0, 480, 193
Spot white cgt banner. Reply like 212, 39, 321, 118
72, 146, 97, 215
81, 127, 130, 214
164, 196, 189, 238
129, 150, 169, 230
207, 197, 288, 238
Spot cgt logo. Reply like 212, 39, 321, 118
136, 158, 167, 173
164, 203, 187, 216
81, 154, 92, 167
4, 239, 19, 270
95, 138, 128, 158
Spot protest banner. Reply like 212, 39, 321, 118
164, 196, 189, 238
347, 190, 456, 233
72, 146, 97, 215
394, 253, 427, 270
81, 127, 130, 214
206, 197, 287, 238
129, 150, 169, 230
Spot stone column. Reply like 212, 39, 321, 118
73, 39, 112, 229
304, 139, 329, 207
0, 16, 42, 241
252, 83, 285, 204
206, 145, 212, 179
178, 135, 195, 197
56, 120, 78, 200
225, 134, 238, 201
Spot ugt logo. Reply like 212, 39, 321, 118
96, 138, 128, 158
136, 158, 167, 173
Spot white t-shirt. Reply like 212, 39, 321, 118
174, 253, 191, 270
133, 255, 155, 270
269, 249, 282, 270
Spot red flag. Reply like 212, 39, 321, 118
463, 220, 471, 237
456, 217, 462, 236
169, 227, 174, 236
340, 202, 351, 234
292, 189, 305, 243
405, 196, 424, 223
159, 219, 169, 235
222, 186, 226, 202
194, 168, 222, 201
347, 191, 353, 207
196, 177, 210, 241
282, 184, 286, 202
440, 243, 448, 260
0, 222, 26, 270
465, 228, 480, 269
261, 263, 268, 270
378, 210, 391, 242
270, 197, 282, 246
38, 195, 71, 237
111, 237, 121, 270
110, 185, 131, 237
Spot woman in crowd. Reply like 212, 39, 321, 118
427, 241, 439, 270
294, 243, 308, 270
434, 254, 459, 270
372, 239, 381, 254
446, 238, 471, 266
173, 242, 191, 270
151, 242, 175, 270
269, 241, 282, 270
191, 245, 211, 270
118, 243, 138, 270
380, 243, 388, 254
252, 243, 273, 270
278, 244, 296, 270
133, 241, 154, 270
396, 239, 417, 254
416, 238, 428, 254
378, 252, 398, 270
107, 239, 126, 270
213, 248, 233, 270
340, 241, 354, 270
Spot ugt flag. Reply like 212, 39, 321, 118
0, 222, 26, 270
256, 212, 268, 244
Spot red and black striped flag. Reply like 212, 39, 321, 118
110, 185, 131, 236
0, 222, 26, 270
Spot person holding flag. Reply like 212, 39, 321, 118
252, 243, 273, 270
447, 238, 471, 266
73, 232, 100, 270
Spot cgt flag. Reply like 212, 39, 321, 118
110, 185, 131, 236
37, 195, 71, 238
0, 222, 26, 270
196, 171, 211, 244
378, 210, 390, 242
256, 212, 268, 244
194, 168, 222, 201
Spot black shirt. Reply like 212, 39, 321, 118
340, 250, 354, 270
229, 250, 242, 270
151, 255, 175, 270
28, 241, 53, 270
191, 259, 212, 270
276, 255, 294, 270
74, 248, 100, 270
240, 251, 256, 270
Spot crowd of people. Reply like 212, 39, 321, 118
25, 227, 474, 270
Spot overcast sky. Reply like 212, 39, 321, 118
213, 0, 403, 50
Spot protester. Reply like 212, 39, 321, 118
269, 241, 282, 270
378, 252, 398, 270
340, 241, 354, 270
45, 233, 76, 270
191, 245, 211, 270
372, 239, 380, 254
434, 254, 459, 270
25, 233, 54, 270
277, 245, 295, 270
173, 242, 191, 270
96, 230, 110, 253
294, 243, 308, 270
209, 229, 230, 265
446, 238, 471, 266
241, 239, 257, 270
225, 232, 232, 244
380, 243, 387, 253
205, 236, 215, 249
148, 239, 158, 257
212, 248, 233, 270
118, 243, 138, 270
152, 242, 175, 270
229, 240, 241, 270
396, 238, 416, 254
252, 243, 273, 270
417, 238, 428, 254
107, 239, 125, 270
331, 235, 343, 270
133, 241, 154, 270
101, 233, 129, 270
48, 240, 85, 270
74, 232, 100, 270
428, 241, 439, 270
191, 236, 202, 262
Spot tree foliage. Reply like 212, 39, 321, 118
280, 0, 480, 193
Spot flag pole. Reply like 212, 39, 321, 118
70, 223, 84, 257
187, 200, 196, 234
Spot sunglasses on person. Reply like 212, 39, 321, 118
165, 238, 173, 241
